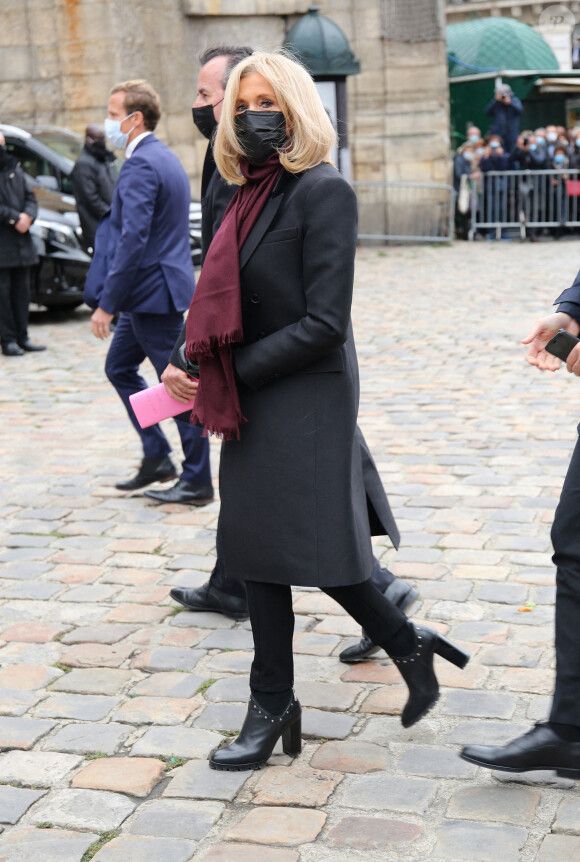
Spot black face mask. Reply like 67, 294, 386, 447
0, 146, 8, 168
235, 111, 287, 164
88, 139, 108, 160
192, 104, 219, 140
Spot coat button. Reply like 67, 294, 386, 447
250, 293, 261, 305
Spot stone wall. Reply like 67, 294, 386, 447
0, 0, 451, 195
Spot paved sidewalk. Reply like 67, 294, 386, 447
1, 241, 580, 861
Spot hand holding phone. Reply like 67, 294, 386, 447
544, 329, 580, 361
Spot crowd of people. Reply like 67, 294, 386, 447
454, 83, 580, 240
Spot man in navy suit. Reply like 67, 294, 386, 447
85, 79, 212, 501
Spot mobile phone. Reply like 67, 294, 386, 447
544, 328, 580, 361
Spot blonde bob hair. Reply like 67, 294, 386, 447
214, 51, 336, 185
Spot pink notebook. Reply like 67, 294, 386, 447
129, 383, 195, 428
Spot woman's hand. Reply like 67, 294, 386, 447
161, 363, 199, 402
522, 311, 579, 371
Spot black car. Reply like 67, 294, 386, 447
29, 208, 91, 310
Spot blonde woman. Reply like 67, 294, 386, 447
183, 51, 469, 771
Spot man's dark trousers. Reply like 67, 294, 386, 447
550, 430, 580, 726
0, 267, 30, 346
105, 311, 210, 485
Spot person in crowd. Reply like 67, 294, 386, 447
461, 296, 580, 779
0, 131, 45, 356
83, 80, 212, 501
534, 127, 548, 162
453, 142, 477, 240
484, 83, 522, 155
509, 133, 544, 241
546, 124, 559, 160
466, 125, 481, 145
480, 134, 509, 240
70, 125, 119, 253
569, 131, 580, 166
550, 144, 569, 238
161, 46, 420, 656
179, 50, 469, 771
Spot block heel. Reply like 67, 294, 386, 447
434, 634, 470, 669
391, 624, 471, 728
282, 716, 302, 756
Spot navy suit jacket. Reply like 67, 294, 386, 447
84, 135, 194, 314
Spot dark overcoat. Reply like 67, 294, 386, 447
70, 146, 118, 251
217, 162, 374, 587
0, 155, 38, 269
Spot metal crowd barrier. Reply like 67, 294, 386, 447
468, 168, 580, 240
352, 181, 456, 243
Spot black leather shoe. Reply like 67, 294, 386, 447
19, 340, 46, 352
339, 578, 420, 663
392, 623, 470, 728
210, 695, 302, 771
170, 582, 249, 621
460, 723, 580, 778
144, 479, 214, 506
2, 342, 24, 356
115, 455, 176, 491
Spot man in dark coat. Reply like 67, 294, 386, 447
158, 47, 418, 659
0, 132, 45, 356
484, 83, 522, 156
71, 124, 118, 252
84, 80, 212, 499
461, 288, 580, 778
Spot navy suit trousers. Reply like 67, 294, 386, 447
105, 311, 211, 485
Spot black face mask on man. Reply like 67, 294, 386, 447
235, 111, 287, 164
192, 103, 221, 140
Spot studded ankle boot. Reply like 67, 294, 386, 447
209, 694, 302, 771
391, 624, 470, 728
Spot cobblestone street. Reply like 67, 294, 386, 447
2, 240, 580, 861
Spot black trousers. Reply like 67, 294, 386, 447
550, 431, 580, 726
209, 550, 395, 603
245, 578, 408, 694
0, 266, 30, 346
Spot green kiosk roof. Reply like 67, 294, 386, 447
284, 6, 360, 77
447, 17, 559, 77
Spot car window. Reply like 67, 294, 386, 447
7, 142, 58, 184
32, 131, 82, 163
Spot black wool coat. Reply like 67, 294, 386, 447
0, 155, 38, 269
217, 162, 374, 588
71, 146, 118, 251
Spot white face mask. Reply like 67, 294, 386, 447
104, 113, 134, 149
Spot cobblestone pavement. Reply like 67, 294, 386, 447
1, 240, 580, 861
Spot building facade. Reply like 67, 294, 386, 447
1, 0, 451, 195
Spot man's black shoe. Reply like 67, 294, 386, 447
115, 455, 177, 491
145, 479, 214, 506
339, 578, 420, 663
2, 342, 24, 356
19, 340, 46, 352
460, 723, 580, 778
170, 582, 249, 621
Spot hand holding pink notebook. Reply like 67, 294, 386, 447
129, 383, 195, 429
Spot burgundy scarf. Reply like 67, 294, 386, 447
185, 155, 283, 440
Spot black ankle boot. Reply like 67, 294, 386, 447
115, 455, 177, 491
210, 694, 302, 771
391, 624, 470, 728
